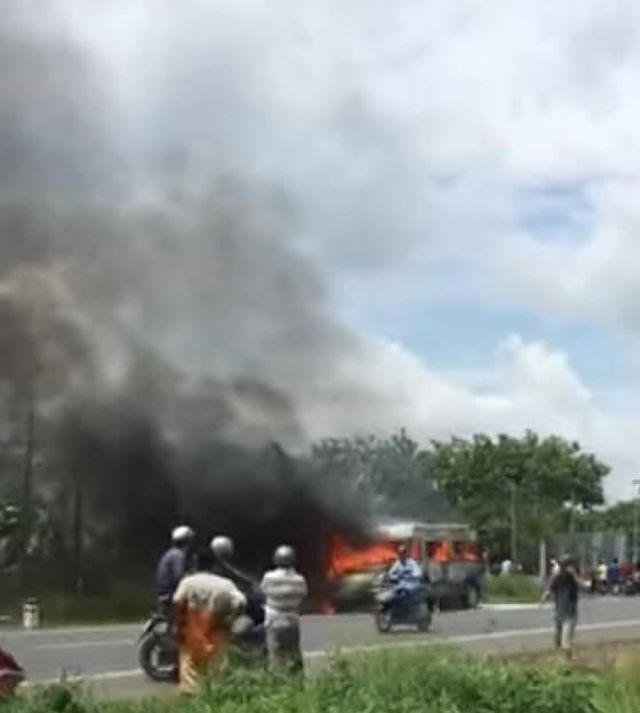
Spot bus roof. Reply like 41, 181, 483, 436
376, 520, 476, 541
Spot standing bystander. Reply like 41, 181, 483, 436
261, 545, 307, 675
173, 548, 246, 694
541, 554, 579, 659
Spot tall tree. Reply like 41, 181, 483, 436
312, 429, 448, 520
430, 431, 608, 563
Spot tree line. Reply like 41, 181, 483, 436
0, 420, 613, 594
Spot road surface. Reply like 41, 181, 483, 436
3, 597, 640, 700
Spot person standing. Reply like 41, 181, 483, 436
173, 547, 246, 694
260, 545, 307, 674
541, 554, 579, 659
608, 557, 621, 593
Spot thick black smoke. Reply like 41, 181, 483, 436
0, 4, 375, 594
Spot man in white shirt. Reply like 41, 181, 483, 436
173, 548, 246, 693
260, 545, 307, 674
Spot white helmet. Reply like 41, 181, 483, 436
171, 525, 195, 544
274, 544, 296, 568
210, 535, 234, 560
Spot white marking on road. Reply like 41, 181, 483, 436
34, 638, 134, 651
481, 604, 550, 611
0, 623, 140, 640
304, 617, 640, 659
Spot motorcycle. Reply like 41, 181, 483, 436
623, 574, 640, 596
138, 595, 267, 683
373, 575, 432, 634
138, 610, 178, 683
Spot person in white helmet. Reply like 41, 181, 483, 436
173, 547, 246, 694
210, 535, 255, 593
155, 525, 195, 617
260, 545, 307, 674
210, 535, 264, 624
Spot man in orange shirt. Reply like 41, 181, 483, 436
173, 547, 246, 694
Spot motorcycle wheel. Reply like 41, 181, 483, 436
375, 609, 393, 633
138, 633, 178, 683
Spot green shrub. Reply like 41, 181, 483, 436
483, 575, 542, 603
7, 648, 639, 713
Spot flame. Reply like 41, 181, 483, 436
325, 533, 478, 579
326, 534, 398, 579
458, 542, 479, 562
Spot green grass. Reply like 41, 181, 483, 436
0, 584, 150, 626
483, 574, 543, 603
6, 648, 640, 713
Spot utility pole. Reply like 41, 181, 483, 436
569, 489, 576, 535
19, 403, 36, 590
510, 481, 517, 565
633, 479, 640, 565
72, 468, 84, 596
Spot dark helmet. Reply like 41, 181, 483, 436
273, 544, 296, 568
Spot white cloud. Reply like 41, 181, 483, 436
47, 1, 640, 499
300, 333, 637, 499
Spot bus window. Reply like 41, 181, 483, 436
429, 541, 451, 563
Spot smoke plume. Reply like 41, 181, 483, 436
0, 2, 383, 590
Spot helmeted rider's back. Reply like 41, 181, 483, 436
155, 526, 195, 600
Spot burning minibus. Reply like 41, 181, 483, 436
324, 520, 483, 611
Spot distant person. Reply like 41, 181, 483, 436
620, 560, 633, 581
501, 558, 513, 576
596, 560, 607, 590
173, 547, 246, 694
261, 545, 308, 674
541, 554, 579, 659
550, 558, 560, 576
155, 526, 196, 617
608, 558, 621, 591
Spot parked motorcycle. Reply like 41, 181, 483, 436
623, 574, 640, 596
138, 595, 267, 683
373, 575, 432, 633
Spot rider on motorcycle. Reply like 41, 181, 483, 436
387, 544, 424, 605
155, 525, 196, 618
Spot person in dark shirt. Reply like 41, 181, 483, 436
541, 554, 579, 658
608, 557, 621, 591
210, 535, 264, 624
155, 525, 196, 616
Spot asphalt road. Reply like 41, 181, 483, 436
3, 597, 640, 700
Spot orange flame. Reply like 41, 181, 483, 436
326, 534, 398, 579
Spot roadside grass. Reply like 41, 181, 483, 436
483, 574, 543, 603
0, 584, 150, 627
7, 647, 640, 713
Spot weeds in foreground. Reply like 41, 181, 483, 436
5, 647, 640, 713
